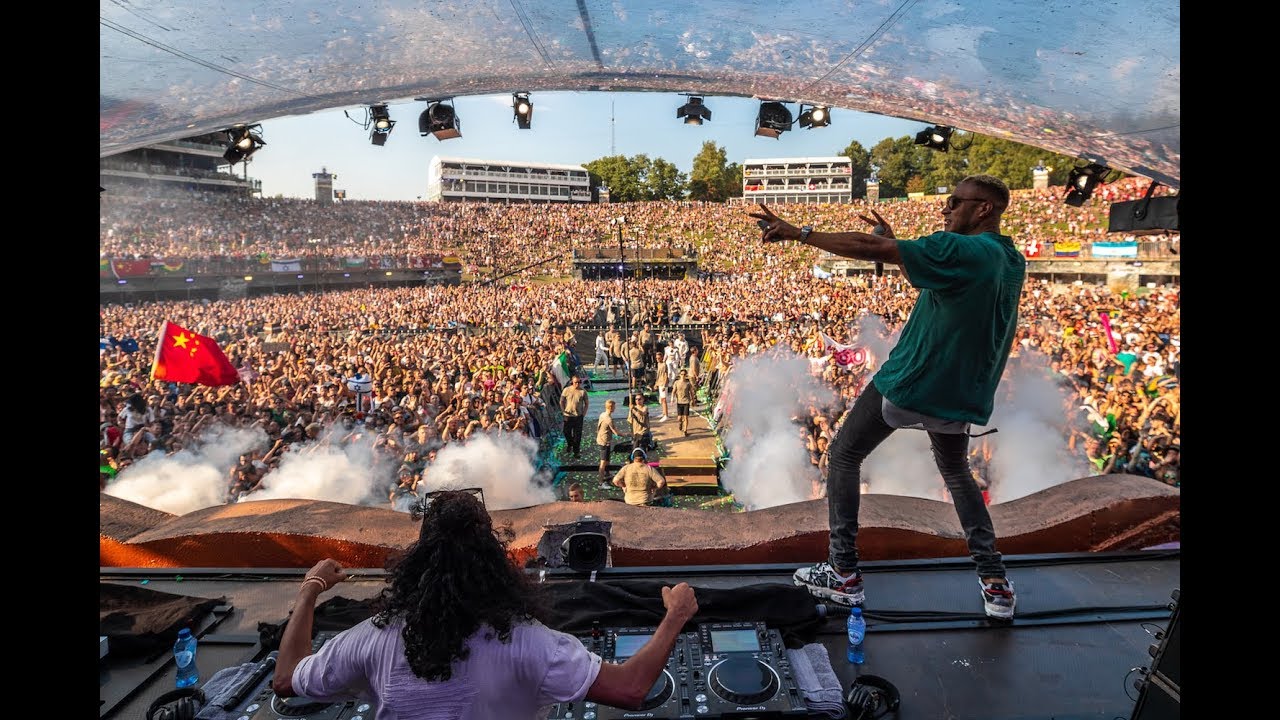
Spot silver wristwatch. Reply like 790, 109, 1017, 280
799, 225, 813, 243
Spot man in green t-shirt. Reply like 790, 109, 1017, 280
751, 174, 1024, 620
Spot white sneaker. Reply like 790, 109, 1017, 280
659, 415, 669, 422
980, 577, 1016, 620
793, 562, 864, 606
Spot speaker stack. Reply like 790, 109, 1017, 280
1130, 588, 1179, 720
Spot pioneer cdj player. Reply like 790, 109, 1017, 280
547, 621, 807, 719
229, 631, 378, 720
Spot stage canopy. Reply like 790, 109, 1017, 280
100, 0, 1179, 187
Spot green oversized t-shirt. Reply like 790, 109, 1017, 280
872, 230, 1026, 425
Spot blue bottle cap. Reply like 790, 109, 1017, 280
178, 628, 192, 637
851, 608, 862, 617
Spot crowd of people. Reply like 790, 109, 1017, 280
100, 178, 1177, 280
100, 264, 1179, 510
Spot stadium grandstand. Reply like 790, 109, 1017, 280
742, 156, 854, 204
426, 156, 593, 203
99, 130, 262, 197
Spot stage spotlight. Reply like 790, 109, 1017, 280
369, 104, 395, 146
676, 95, 712, 125
513, 92, 533, 129
914, 124, 953, 152
223, 124, 265, 164
419, 100, 461, 140
754, 101, 793, 138
1064, 162, 1110, 207
798, 104, 831, 129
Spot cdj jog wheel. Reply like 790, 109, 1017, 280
270, 695, 337, 717
639, 669, 675, 710
709, 656, 780, 705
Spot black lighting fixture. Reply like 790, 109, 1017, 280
369, 104, 395, 146
561, 515, 611, 572
914, 124, 953, 152
676, 95, 712, 125
797, 103, 831, 129
1064, 161, 1111, 207
223, 123, 265, 164
418, 99, 461, 140
754, 101, 794, 138
513, 92, 533, 129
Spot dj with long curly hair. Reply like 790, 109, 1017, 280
271, 490, 699, 717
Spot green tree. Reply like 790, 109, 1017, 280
585, 155, 644, 202
689, 141, 730, 201
962, 134, 1076, 189
723, 162, 743, 198
869, 136, 929, 198
921, 135, 970, 194
838, 140, 871, 199
646, 157, 687, 200
586, 154, 686, 201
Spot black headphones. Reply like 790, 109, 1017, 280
845, 674, 900, 720
146, 687, 205, 720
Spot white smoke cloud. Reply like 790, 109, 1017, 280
984, 354, 1093, 502
418, 432, 556, 510
104, 420, 555, 515
862, 351, 1092, 503
850, 311, 901, 371
720, 352, 834, 510
246, 429, 385, 506
731, 317, 1091, 505
105, 425, 266, 515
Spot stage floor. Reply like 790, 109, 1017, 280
100, 550, 1177, 719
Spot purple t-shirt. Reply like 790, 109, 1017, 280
292, 618, 602, 719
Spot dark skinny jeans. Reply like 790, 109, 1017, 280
826, 382, 1007, 579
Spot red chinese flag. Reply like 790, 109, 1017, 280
151, 321, 240, 386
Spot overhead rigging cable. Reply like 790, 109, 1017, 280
508, 0, 554, 68
795, 0, 920, 98
100, 16, 327, 100
1090, 123, 1181, 138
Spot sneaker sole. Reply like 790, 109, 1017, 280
793, 577, 865, 607
983, 600, 1015, 620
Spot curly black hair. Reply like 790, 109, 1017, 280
369, 489, 546, 681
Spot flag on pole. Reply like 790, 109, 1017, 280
548, 350, 572, 386
818, 332, 867, 368
151, 321, 240, 386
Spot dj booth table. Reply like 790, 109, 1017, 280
100, 552, 1178, 720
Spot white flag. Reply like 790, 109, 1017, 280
818, 332, 867, 368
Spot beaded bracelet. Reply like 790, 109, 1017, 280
301, 576, 329, 593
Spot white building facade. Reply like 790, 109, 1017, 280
426, 156, 592, 203
742, 156, 853, 204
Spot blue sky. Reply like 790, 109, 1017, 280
246, 91, 923, 202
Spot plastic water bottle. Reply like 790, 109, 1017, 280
173, 627, 199, 688
846, 608, 866, 664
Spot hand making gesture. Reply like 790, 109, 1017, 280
748, 204, 800, 243
858, 208, 896, 239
